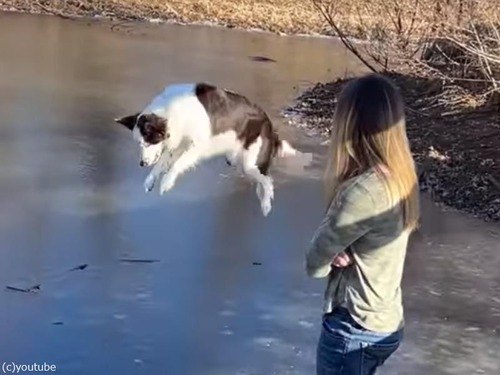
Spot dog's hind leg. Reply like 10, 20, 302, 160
241, 137, 274, 216
256, 182, 264, 202
247, 168, 273, 217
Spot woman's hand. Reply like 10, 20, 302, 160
332, 251, 353, 268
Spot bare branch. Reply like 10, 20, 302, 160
311, 0, 378, 73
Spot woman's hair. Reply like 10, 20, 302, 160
324, 73, 420, 232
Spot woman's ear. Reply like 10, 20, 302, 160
114, 113, 140, 131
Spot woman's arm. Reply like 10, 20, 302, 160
305, 181, 376, 278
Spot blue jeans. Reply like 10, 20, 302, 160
316, 308, 403, 375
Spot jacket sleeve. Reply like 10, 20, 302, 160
305, 182, 376, 278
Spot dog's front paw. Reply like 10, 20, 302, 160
144, 174, 156, 192
159, 174, 176, 195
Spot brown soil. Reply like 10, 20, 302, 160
284, 73, 500, 222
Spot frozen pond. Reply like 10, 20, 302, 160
0, 12, 498, 375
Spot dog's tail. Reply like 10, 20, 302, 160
274, 135, 314, 172
276, 139, 298, 158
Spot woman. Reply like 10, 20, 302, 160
305, 73, 420, 375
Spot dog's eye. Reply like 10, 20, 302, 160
143, 124, 158, 138
137, 116, 147, 127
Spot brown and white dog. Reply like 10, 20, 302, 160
114, 82, 298, 216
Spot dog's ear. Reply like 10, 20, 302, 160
114, 113, 140, 131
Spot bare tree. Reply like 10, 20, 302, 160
312, 0, 500, 103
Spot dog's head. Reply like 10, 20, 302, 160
114, 112, 168, 167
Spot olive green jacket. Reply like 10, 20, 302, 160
306, 170, 409, 333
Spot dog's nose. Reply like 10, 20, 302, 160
139, 160, 145, 167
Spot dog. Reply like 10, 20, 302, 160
114, 82, 298, 216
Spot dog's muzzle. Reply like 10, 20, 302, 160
139, 154, 160, 167
140, 159, 155, 167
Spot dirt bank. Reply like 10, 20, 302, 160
284, 73, 500, 223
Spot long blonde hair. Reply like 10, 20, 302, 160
325, 73, 420, 232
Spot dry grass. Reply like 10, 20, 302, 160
313, 0, 500, 103
137, 0, 325, 33
2, 0, 496, 37
0, 0, 327, 34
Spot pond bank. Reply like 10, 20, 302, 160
284, 73, 500, 223
0, 0, 326, 35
